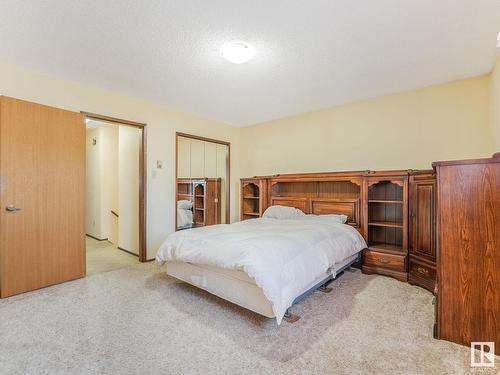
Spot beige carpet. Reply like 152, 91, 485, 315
86, 236, 138, 275
0, 263, 497, 375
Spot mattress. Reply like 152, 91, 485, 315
157, 217, 367, 323
166, 253, 359, 318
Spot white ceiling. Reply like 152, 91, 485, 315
1, 1, 499, 126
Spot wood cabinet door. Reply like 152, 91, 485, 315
0, 97, 85, 297
436, 161, 499, 353
409, 178, 436, 262
204, 180, 217, 226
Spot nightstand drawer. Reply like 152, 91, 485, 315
408, 258, 436, 292
364, 250, 406, 272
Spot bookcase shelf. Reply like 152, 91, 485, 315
368, 242, 404, 254
363, 175, 409, 282
368, 221, 403, 228
241, 179, 266, 220
368, 199, 403, 204
367, 180, 405, 247
176, 178, 221, 230
193, 183, 205, 225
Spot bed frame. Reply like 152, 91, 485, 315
283, 252, 361, 322
166, 253, 361, 323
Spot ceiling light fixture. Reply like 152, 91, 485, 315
221, 41, 255, 64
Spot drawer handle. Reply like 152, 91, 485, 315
378, 258, 390, 264
417, 267, 429, 275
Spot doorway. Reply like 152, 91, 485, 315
83, 112, 147, 275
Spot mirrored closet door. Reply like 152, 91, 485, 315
175, 133, 230, 230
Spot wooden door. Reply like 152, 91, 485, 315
205, 180, 215, 226
0, 97, 85, 297
409, 176, 436, 262
408, 173, 436, 292
205, 178, 221, 225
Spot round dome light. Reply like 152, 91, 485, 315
221, 41, 256, 64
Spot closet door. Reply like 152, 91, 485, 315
0, 97, 86, 297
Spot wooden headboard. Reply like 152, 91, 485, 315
266, 171, 366, 234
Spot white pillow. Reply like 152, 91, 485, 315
262, 205, 306, 220
302, 214, 348, 224
177, 200, 193, 210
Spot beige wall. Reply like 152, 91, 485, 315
0, 61, 241, 260
85, 128, 102, 239
490, 53, 500, 152
99, 126, 119, 244
85, 126, 119, 241
240, 76, 494, 176
118, 126, 141, 255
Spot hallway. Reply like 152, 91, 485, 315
86, 236, 138, 276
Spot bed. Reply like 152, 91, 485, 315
157, 207, 367, 324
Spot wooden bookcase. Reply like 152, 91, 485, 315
362, 172, 409, 281
176, 178, 221, 228
240, 178, 267, 220
193, 181, 206, 226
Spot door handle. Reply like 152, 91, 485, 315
5, 205, 22, 212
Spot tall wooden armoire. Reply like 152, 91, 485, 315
434, 154, 499, 354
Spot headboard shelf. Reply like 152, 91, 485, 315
241, 167, 436, 286
242, 169, 416, 239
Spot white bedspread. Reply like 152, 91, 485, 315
156, 217, 366, 324
177, 208, 193, 228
